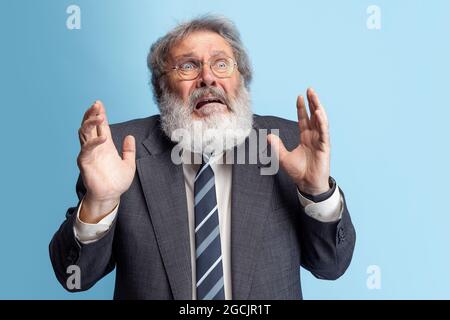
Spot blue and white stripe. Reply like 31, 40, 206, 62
194, 159, 225, 300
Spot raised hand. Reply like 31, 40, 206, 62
77, 101, 136, 223
268, 88, 330, 195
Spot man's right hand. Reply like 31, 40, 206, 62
77, 101, 136, 223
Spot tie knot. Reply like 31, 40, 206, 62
199, 153, 213, 168
202, 152, 214, 164
196, 157, 211, 180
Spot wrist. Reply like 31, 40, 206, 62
297, 179, 330, 196
80, 194, 119, 224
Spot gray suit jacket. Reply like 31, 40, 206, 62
49, 114, 356, 299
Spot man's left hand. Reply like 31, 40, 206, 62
268, 88, 331, 195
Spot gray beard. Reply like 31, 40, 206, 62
159, 82, 253, 156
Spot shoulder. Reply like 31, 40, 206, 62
109, 115, 161, 141
108, 115, 164, 156
253, 114, 299, 148
254, 114, 298, 129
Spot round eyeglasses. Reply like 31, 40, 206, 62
169, 56, 237, 81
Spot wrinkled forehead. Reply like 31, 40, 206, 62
168, 31, 235, 63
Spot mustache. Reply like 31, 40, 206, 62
188, 87, 231, 111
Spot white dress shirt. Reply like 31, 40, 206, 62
74, 152, 343, 300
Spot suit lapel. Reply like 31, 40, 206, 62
230, 129, 275, 299
136, 123, 192, 300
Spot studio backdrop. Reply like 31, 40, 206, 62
1, 0, 449, 299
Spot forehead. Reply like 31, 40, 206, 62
169, 30, 234, 61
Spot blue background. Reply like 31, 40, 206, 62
1, 0, 449, 299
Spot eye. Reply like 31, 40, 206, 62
179, 61, 198, 71
214, 59, 229, 70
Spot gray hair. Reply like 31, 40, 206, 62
147, 15, 253, 106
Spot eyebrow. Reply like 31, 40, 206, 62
173, 52, 196, 60
173, 50, 231, 60
210, 50, 229, 57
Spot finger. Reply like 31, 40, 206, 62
311, 88, 326, 112
315, 95, 329, 125
95, 100, 112, 139
314, 109, 330, 145
80, 115, 104, 135
82, 101, 102, 124
121, 135, 136, 163
306, 87, 318, 116
296, 95, 310, 132
308, 88, 329, 129
78, 115, 104, 145
267, 133, 289, 163
80, 135, 108, 152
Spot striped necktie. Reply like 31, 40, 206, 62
194, 158, 225, 300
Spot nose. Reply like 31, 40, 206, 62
196, 63, 217, 88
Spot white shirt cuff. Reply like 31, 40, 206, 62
297, 185, 343, 222
73, 198, 119, 244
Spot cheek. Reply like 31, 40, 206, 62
172, 81, 193, 103
224, 76, 241, 98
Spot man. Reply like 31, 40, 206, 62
49, 15, 355, 300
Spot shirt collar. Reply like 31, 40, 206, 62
181, 149, 226, 168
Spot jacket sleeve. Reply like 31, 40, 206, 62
48, 175, 117, 292
299, 187, 356, 280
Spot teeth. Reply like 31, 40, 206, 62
195, 97, 224, 109
200, 100, 221, 104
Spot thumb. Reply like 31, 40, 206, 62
267, 133, 289, 163
122, 135, 136, 163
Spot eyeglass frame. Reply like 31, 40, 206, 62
167, 55, 238, 81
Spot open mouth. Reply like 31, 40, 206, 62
195, 96, 226, 110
